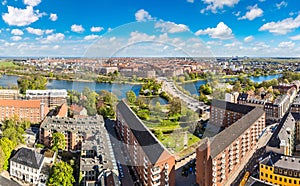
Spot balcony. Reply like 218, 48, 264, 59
212, 172, 217, 177
212, 166, 217, 171
152, 181, 161, 186
221, 159, 226, 163
212, 178, 217, 183
165, 163, 169, 170
165, 176, 169, 182
151, 167, 161, 175
213, 161, 217, 166
221, 169, 225, 174
144, 168, 148, 175
151, 174, 161, 182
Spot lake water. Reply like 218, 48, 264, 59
0, 74, 282, 98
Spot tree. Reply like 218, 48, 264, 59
47, 161, 75, 186
169, 98, 181, 116
199, 84, 212, 95
126, 90, 136, 104
0, 146, 4, 172
17, 75, 47, 94
51, 133, 66, 151
0, 137, 16, 170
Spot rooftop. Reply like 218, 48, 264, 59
212, 99, 255, 114
10, 148, 44, 169
260, 152, 300, 171
0, 99, 41, 108
117, 100, 173, 164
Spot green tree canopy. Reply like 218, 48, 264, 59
126, 90, 136, 104
47, 161, 75, 186
17, 75, 47, 94
51, 133, 66, 151
0, 137, 16, 170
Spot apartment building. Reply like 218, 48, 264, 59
259, 152, 300, 186
39, 115, 104, 151
0, 100, 46, 123
116, 100, 175, 186
0, 89, 19, 100
225, 92, 239, 103
264, 95, 291, 120
196, 100, 265, 186
80, 133, 119, 186
26, 89, 67, 108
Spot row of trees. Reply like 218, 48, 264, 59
139, 79, 162, 96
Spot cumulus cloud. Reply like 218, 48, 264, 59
259, 15, 300, 34
155, 21, 189, 33
84, 35, 100, 40
201, 0, 240, 14
244, 35, 254, 42
290, 35, 300, 40
2, 6, 44, 26
278, 41, 295, 48
276, 1, 288, 10
23, 0, 41, 7
49, 13, 58, 21
42, 33, 64, 43
26, 27, 53, 35
11, 36, 22, 41
195, 22, 234, 40
187, 0, 194, 3
71, 24, 84, 33
11, 29, 24, 35
135, 9, 153, 22
238, 4, 263, 21
90, 26, 104, 32
128, 31, 156, 44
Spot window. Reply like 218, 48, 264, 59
284, 178, 287, 182
279, 177, 282, 181
270, 175, 272, 179
289, 179, 291, 184
275, 176, 277, 180
261, 172, 264, 176
266, 174, 268, 178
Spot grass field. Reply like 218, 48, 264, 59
0, 61, 19, 68
161, 133, 201, 153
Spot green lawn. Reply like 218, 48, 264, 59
0, 61, 19, 68
161, 133, 201, 153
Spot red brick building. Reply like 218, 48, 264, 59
116, 100, 175, 186
196, 100, 265, 186
0, 100, 46, 123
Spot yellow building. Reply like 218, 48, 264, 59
259, 153, 300, 186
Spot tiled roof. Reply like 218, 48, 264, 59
117, 100, 172, 164
212, 99, 254, 114
0, 100, 40, 108
10, 148, 44, 169
0, 175, 21, 186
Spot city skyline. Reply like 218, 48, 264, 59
0, 0, 300, 57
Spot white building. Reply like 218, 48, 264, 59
10, 148, 50, 186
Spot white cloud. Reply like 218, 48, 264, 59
45, 29, 54, 34
43, 33, 65, 43
71, 24, 84, 33
276, 1, 288, 10
238, 4, 263, 21
2, 0, 7, 5
187, 0, 194, 3
26, 27, 43, 35
259, 15, 300, 34
278, 41, 295, 48
290, 35, 300, 40
135, 9, 153, 22
11, 29, 24, 35
201, 0, 240, 14
2, 6, 44, 26
155, 21, 189, 33
84, 35, 100, 40
90, 26, 104, 32
195, 22, 234, 40
244, 35, 254, 42
49, 13, 58, 21
11, 36, 22, 41
128, 31, 156, 44
233, 11, 240, 17
23, 0, 41, 7
53, 45, 60, 49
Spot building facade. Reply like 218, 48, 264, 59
0, 89, 19, 100
0, 100, 46, 123
116, 100, 175, 186
196, 100, 265, 186
26, 89, 67, 108
259, 152, 300, 186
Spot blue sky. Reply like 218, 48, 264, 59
0, 0, 300, 57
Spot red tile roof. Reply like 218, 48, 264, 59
0, 100, 41, 108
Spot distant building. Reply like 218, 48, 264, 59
39, 115, 105, 152
0, 89, 19, 100
196, 100, 265, 186
225, 92, 239, 103
69, 104, 87, 118
116, 100, 175, 186
10, 148, 51, 186
264, 95, 290, 120
0, 100, 47, 123
259, 152, 300, 186
26, 89, 67, 108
